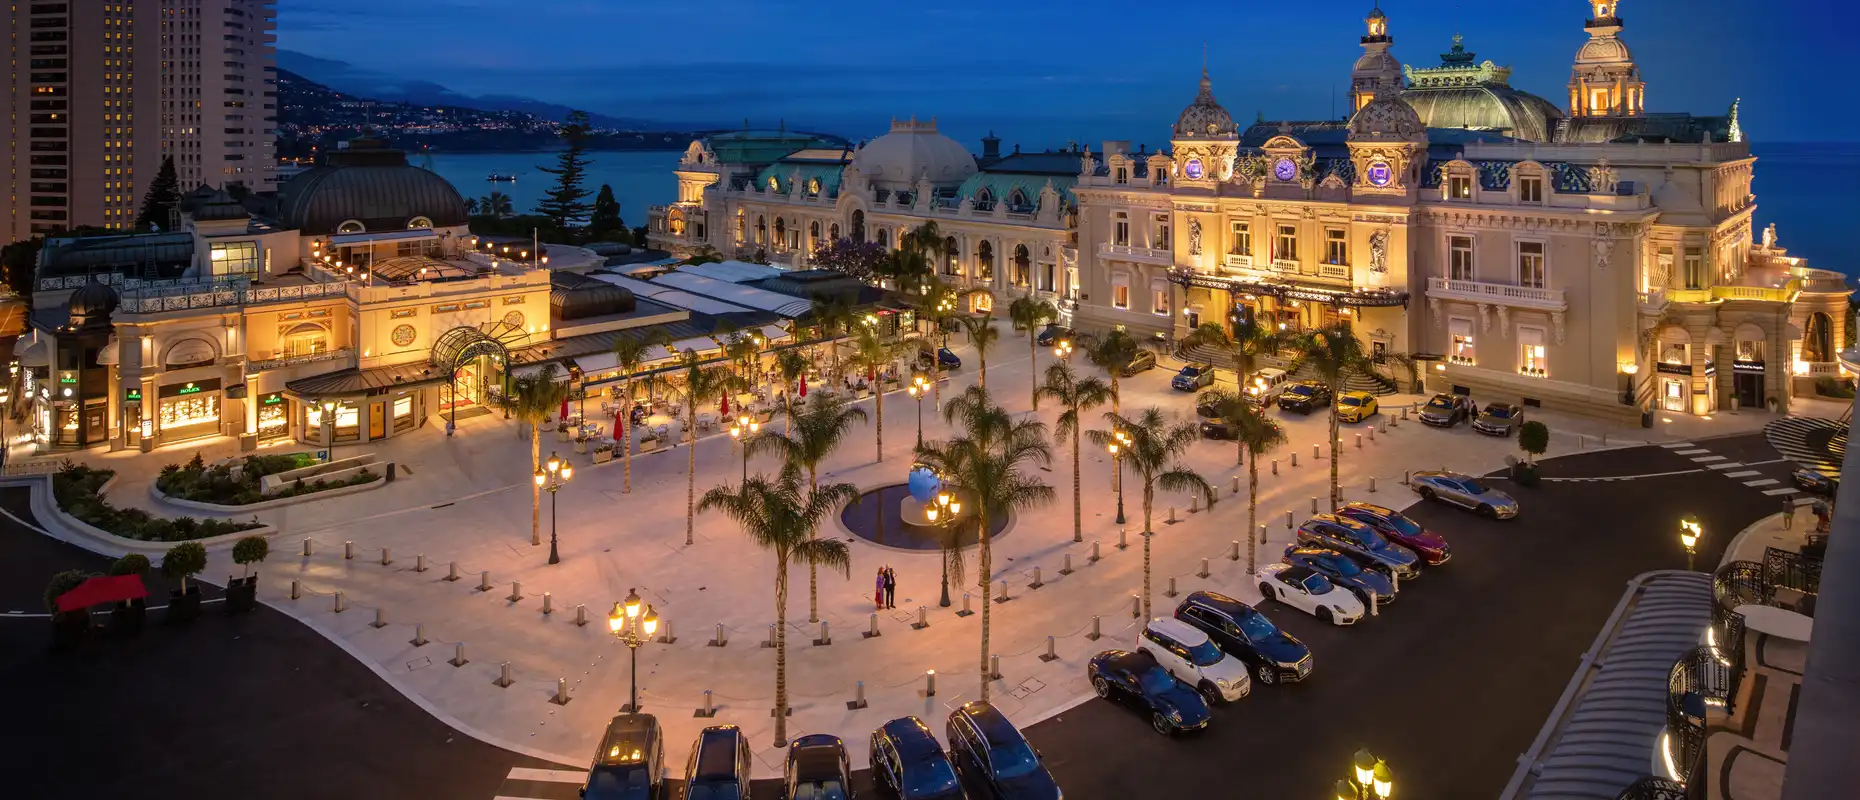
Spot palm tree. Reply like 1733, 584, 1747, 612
1087, 408, 1213, 619
613, 330, 671, 494
773, 349, 810, 433
1008, 296, 1058, 410
915, 386, 1053, 701
1285, 324, 1374, 506
509, 364, 571, 547
747, 395, 867, 622
479, 191, 514, 218
675, 352, 748, 546
957, 313, 1000, 389
1180, 319, 1280, 395
809, 295, 855, 385
1036, 362, 1112, 543
1202, 390, 1287, 574
1081, 329, 1142, 417
698, 465, 856, 748
848, 325, 909, 462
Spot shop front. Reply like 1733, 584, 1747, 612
255, 392, 293, 443
296, 387, 430, 447
154, 377, 223, 446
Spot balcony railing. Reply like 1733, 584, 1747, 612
1224, 253, 1253, 269
119, 278, 350, 313
1271, 258, 1299, 273
248, 348, 354, 373
1098, 243, 1172, 264
1425, 277, 1567, 311
1317, 263, 1350, 280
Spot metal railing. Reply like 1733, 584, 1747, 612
118, 278, 350, 313
1612, 776, 1690, 800
248, 348, 354, 373
1762, 546, 1822, 599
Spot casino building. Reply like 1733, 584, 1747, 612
650, 1, 1848, 424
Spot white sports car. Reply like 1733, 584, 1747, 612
1256, 563, 1366, 626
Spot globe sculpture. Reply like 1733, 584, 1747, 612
907, 462, 943, 503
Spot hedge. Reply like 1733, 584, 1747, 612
52, 462, 262, 542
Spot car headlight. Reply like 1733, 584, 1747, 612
1334, 605, 1350, 614
1168, 709, 1183, 722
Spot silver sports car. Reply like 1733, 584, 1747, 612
1410, 471, 1519, 519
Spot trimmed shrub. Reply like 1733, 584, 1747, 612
156, 451, 356, 505
109, 554, 151, 577
45, 569, 94, 613
52, 463, 261, 542
232, 536, 269, 577
161, 542, 208, 592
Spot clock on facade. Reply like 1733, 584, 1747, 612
391, 325, 416, 347
1366, 160, 1393, 187
1274, 158, 1297, 182
1183, 158, 1205, 180
504, 310, 525, 328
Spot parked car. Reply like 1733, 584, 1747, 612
917, 341, 962, 369
1411, 470, 1520, 519
582, 713, 665, 800
1334, 502, 1452, 565
946, 702, 1061, 800
785, 734, 854, 800
1172, 590, 1313, 686
1035, 324, 1073, 347
1256, 563, 1365, 625
1295, 513, 1421, 580
1196, 400, 1235, 440
1136, 617, 1251, 705
870, 716, 965, 800
1119, 349, 1158, 377
1472, 402, 1523, 437
1418, 393, 1473, 427
1282, 545, 1396, 608
1087, 649, 1212, 736
1336, 391, 1378, 423
1277, 381, 1333, 414
1171, 362, 1216, 392
684, 725, 754, 800
1244, 367, 1291, 404
1792, 468, 1839, 495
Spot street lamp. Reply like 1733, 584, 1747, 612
1109, 431, 1129, 525
1053, 339, 1073, 359
538, 452, 572, 564
1337, 749, 1393, 800
608, 588, 658, 714
908, 375, 929, 446
320, 399, 337, 461
729, 415, 759, 482
1679, 514, 1703, 571
934, 491, 960, 607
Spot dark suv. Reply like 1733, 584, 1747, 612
1295, 513, 1420, 581
947, 702, 1061, 799
1277, 381, 1332, 414
870, 716, 964, 800
582, 713, 664, 800
784, 734, 853, 800
1172, 590, 1312, 686
683, 725, 753, 800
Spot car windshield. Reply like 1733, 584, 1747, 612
1484, 406, 1515, 418
1323, 555, 1363, 576
1425, 397, 1453, 410
1183, 638, 1225, 666
1339, 396, 1361, 406
790, 781, 847, 800
1461, 478, 1490, 495
987, 739, 1041, 779
1352, 526, 1389, 548
1137, 665, 1177, 695
585, 765, 652, 796
1181, 367, 1202, 376
1288, 385, 1314, 397
1301, 574, 1334, 595
1382, 513, 1423, 536
1236, 612, 1278, 640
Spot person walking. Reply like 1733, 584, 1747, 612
883, 566, 897, 609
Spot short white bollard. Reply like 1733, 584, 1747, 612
1369, 476, 1378, 493
1189, 493, 1200, 513
1041, 635, 1058, 663
700, 689, 715, 717
450, 643, 468, 667
1117, 527, 1129, 550
333, 591, 346, 613
380, 547, 391, 566
447, 561, 460, 582
1370, 592, 1380, 617
1402, 470, 1411, 486
1060, 554, 1074, 575
290, 580, 302, 600
1197, 558, 1211, 579
507, 581, 522, 603
542, 592, 553, 615
1088, 615, 1103, 641
960, 592, 973, 617
657, 620, 675, 644
1355, 433, 1362, 449
1130, 594, 1141, 618
302, 538, 313, 557
1291, 452, 1299, 467
478, 571, 491, 592
1165, 576, 1178, 598
344, 541, 354, 560
1368, 425, 1375, 441
914, 605, 929, 630
1259, 524, 1269, 545
415, 554, 427, 573
411, 623, 428, 647
1272, 458, 1279, 475
989, 654, 1002, 680
1402, 407, 1410, 420
867, 613, 881, 639
494, 662, 513, 688
575, 604, 588, 627
554, 677, 570, 705
851, 680, 868, 710
1168, 506, 1178, 523
1391, 571, 1401, 593
1090, 541, 1102, 563
816, 620, 831, 646
925, 670, 937, 697
1232, 475, 1242, 494
996, 579, 1009, 603
1229, 540, 1241, 561
1311, 496, 1319, 514
710, 623, 728, 647
371, 607, 387, 628
1313, 443, 1320, 459
1030, 567, 1043, 589
1285, 510, 1294, 529
764, 624, 777, 648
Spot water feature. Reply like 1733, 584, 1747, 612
839, 484, 1009, 550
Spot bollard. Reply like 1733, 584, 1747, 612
507, 582, 522, 603
553, 677, 570, 706
989, 654, 1002, 680
478, 571, 491, 592
411, 623, 428, 647
658, 620, 676, 644
1314, 444, 1321, 460
1291, 452, 1299, 467
866, 613, 882, 639
381, 547, 392, 566
494, 662, 514, 688
709, 623, 727, 647
575, 604, 588, 627
1390, 413, 1398, 428
1232, 475, 1242, 494
1198, 558, 1211, 579
699, 689, 716, 717
1259, 524, 1269, 545
1229, 540, 1241, 561
1311, 496, 1319, 514
1130, 594, 1141, 618
815, 620, 831, 646
1088, 615, 1103, 641
542, 592, 553, 615
849, 680, 868, 710
959, 592, 973, 617
344, 541, 354, 560
1369, 425, 1375, 441
764, 623, 777, 648
1403, 470, 1411, 486
1165, 576, 1179, 598
446, 561, 460, 582
914, 605, 929, 630
1040, 635, 1058, 663
1272, 458, 1279, 476
1090, 541, 1102, 563
333, 591, 346, 613
415, 554, 427, 573
1369, 476, 1378, 493
1168, 506, 1178, 523
1189, 493, 1200, 513
1117, 528, 1129, 550
1030, 567, 1044, 589
450, 642, 468, 667
1285, 510, 1293, 529
996, 579, 1009, 603
302, 538, 313, 557
925, 670, 937, 697
1355, 433, 1362, 449
1060, 554, 1074, 575
1391, 571, 1401, 594
1371, 591, 1380, 617
371, 607, 387, 628
1402, 407, 1409, 420
290, 579, 302, 600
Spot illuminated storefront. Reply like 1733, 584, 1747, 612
155, 378, 222, 445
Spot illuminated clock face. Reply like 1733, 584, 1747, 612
1184, 158, 1205, 180
1366, 161, 1394, 187
1274, 158, 1297, 182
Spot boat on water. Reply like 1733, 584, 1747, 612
486, 173, 517, 182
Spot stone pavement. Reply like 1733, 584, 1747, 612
50, 323, 1832, 778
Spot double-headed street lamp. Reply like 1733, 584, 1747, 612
1108, 428, 1130, 525
729, 415, 760, 482
535, 452, 572, 564
1335, 749, 1394, 800
926, 491, 962, 607
1053, 338, 1074, 359
1679, 514, 1703, 572
607, 588, 658, 714
907, 374, 929, 446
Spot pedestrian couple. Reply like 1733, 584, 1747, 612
874, 565, 897, 610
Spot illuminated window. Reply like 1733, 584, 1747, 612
1229, 221, 1251, 256
337, 219, 364, 234
1152, 214, 1171, 250
1113, 212, 1129, 247
1518, 327, 1547, 376
1111, 274, 1131, 310
209, 241, 258, 276
1276, 225, 1298, 262
1151, 280, 1171, 316
1448, 173, 1472, 200
1683, 247, 1705, 289
1324, 228, 1348, 266
1449, 318, 1475, 365
408, 216, 432, 229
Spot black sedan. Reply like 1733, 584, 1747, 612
1035, 324, 1073, 347
1792, 468, 1839, 495
1277, 381, 1332, 414
870, 717, 963, 800
1282, 545, 1396, 609
1087, 649, 1212, 735
784, 734, 853, 800
1172, 590, 1313, 685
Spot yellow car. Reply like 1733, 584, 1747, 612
1336, 391, 1379, 422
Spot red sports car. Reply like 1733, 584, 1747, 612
1335, 502, 1451, 566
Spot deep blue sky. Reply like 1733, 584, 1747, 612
281, 0, 1849, 148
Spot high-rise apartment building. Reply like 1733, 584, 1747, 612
2, 0, 275, 243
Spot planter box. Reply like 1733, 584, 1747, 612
165, 586, 203, 624
573, 439, 589, 454
51, 610, 91, 651
225, 577, 258, 613
855, 388, 870, 399
592, 449, 614, 464
641, 439, 663, 453
110, 600, 146, 637
555, 429, 572, 443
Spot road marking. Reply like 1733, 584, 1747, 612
1743, 478, 1780, 487
1661, 442, 1696, 449
1723, 470, 1762, 478
1707, 462, 1745, 470
1673, 448, 1711, 455
1541, 467, 1704, 482
504, 768, 587, 784
1762, 487, 1801, 496
1690, 455, 1727, 463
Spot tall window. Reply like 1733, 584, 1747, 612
1518, 327, 1547, 376
1113, 212, 1129, 247
1276, 225, 1298, 262
1112, 275, 1131, 310
1448, 172, 1473, 200
1449, 236, 1475, 281
1324, 228, 1348, 266
1449, 318, 1475, 365
1152, 282, 1170, 316
1519, 174, 1544, 204
736, 210, 746, 243
280, 323, 329, 358
1230, 221, 1251, 256
1517, 241, 1546, 288
1806, 312, 1834, 362
1153, 214, 1171, 250
1683, 247, 1705, 289
1115, 166, 1129, 185
209, 241, 258, 277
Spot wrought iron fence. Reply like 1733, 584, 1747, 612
1612, 776, 1690, 800
1762, 546, 1822, 598
1665, 645, 1729, 790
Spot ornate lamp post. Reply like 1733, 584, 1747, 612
1109, 429, 1129, 525
1335, 749, 1393, 800
928, 491, 961, 607
319, 399, 337, 461
607, 588, 658, 714
729, 415, 759, 483
908, 375, 928, 447
536, 452, 572, 564
1053, 338, 1073, 359
1679, 514, 1703, 572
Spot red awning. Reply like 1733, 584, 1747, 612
55, 574, 148, 612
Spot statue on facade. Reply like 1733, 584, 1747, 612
1369, 230, 1389, 273
1587, 159, 1618, 194
1762, 222, 1778, 250
1188, 219, 1203, 255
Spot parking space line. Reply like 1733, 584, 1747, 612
1743, 478, 1780, 487
1673, 448, 1711, 455
1723, 470, 1761, 478
1762, 487, 1800, 496
504, 768, 587, 784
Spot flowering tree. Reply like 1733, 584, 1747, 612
811, 237, 888, 282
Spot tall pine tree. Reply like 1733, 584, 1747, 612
534, 111, 594, 233
588, 184, 623, 241
135, 156, 181, 232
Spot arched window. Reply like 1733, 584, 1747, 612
975, 188, 994, 208
809, 220, 821, 247
944, 236, 960, 275
736, 209, 746, 243
756, 216, 767, 245
280, 323, 330, 358
808, 178, 822, 195
876, 229, 890, 250
337, 220, 365, 234
408, 216, 433, 229
977, 241, 995, 280
768, 175, 780, 191
1805, 312, 1834, 363
852, 210, 866, 243
1013, 244, 1031, 287
1008, 188, 1029, 210
829, 223, 840, 241
775, 218, 787, 249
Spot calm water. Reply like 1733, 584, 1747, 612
433, 143, 1858, 278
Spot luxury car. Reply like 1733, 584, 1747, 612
1171, 362, 1217, 392
1086, 649, 1212, 736
1418, 393, 1473, 427
1282, 545, 1396, 608
917, 342, 962, 369
1791, 468, 1839, 495
1295, 513, 1421, 580
1472, 402, 1523, 436
784, 734, 854, 800
1136, 617, 1251, 705
1119, 349, 1158, 376
1277, 381, 1333, 414
1411, 470, 1520, 519
946, 702, 1061, 800
1256, 563, 1365, 625
1172, 591, 1313, 685
582, 713, 664, 800
1196, 400, 1235, 440
1336, 390, 1378, 423
1035, 324, 1073, 347
684, 725, 754, 800
1244, 367, 1291, 404
870, 717, 964, 800
1334, 502, 1452, 565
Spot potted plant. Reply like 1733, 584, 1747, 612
555, 421, 571, 443
45, 569, 94, 651
1514, 420, 1549, 486
573, 433, 589, 455
108, 554, 150, 636
853, 379, 870, 399
227, 535, 269, 613
640, 429, 663, 453
161, 541, 208, 624
592, 442, 614, 464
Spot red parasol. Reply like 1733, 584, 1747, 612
55, 574, 147, 613
559, 399, 569, 421
720, 394, 730, 415
800, 375, 808, 397
613, 406, 624, 441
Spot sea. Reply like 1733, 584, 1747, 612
431, 142, 1859, 279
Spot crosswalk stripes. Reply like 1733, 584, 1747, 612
490, 764, 586, 800
1660, 442, 1695, 449
1660, 434, 1814, 500
1706, 462, 1745, 470
1673, 448, 1711, 455
1762, 487, 1801, 496
1762, 416, 1846, 476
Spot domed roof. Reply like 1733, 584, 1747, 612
1354, 48, 1401, 78
1348, 92, 1427, 143
1401, 85, 1564, 143
1174, 69, 1237, 140
550, 272, 637, 320
277, 139, 468, 236
848, 118, 977, 190
1576, 35, 1633, 65
67, 281, 119, 329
